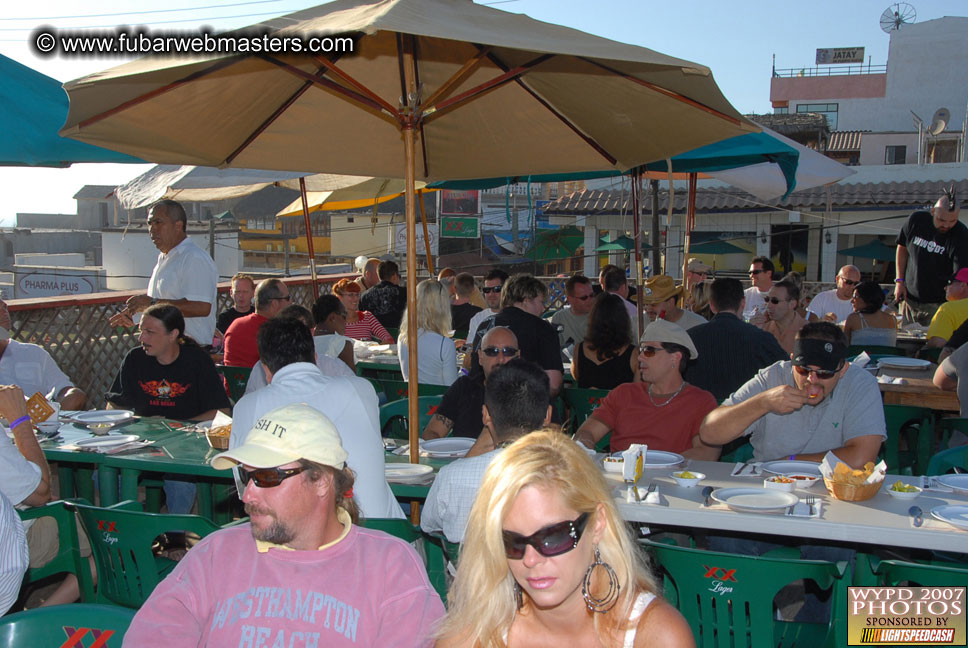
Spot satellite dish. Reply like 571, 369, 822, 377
928, 107, 950, 136
880, 3, 917, 32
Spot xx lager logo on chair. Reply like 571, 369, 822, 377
702, 564, 736, 596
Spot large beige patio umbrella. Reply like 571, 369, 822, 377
60, 0, 755, 472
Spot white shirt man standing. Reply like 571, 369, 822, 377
806, 265, 861, 324
744, 256, 775, 318
109, 200, 218, 345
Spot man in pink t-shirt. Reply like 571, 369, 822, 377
125, 404, 444, 647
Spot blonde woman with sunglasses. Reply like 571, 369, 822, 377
436, 429, 693, 648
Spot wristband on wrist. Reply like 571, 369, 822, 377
788, 454, 796, 461
894, 278, 904, 283
10, 415, 31, 429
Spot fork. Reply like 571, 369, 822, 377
806, 497, 815, 516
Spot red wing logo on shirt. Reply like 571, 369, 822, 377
139, 379, 190, 399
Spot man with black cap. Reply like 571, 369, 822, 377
895, 188, 968, 325
574, 318, 719, 459
699, 322, 885, 466
125, 403, 444, 647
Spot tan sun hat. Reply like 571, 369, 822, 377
640, 318, 698, 359
641, 275, 684, 304
686, 258, 712, 273
211, 403, 347, 470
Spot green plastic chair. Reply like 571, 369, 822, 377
917, 346, 943, 363
640, 539, 848, 648
68, 500, 234, 609
0, 603, 136, 647
847, 344, 904, 358
872, 558, 968, 586
16, 499, 95, 603
926, 444, 968, 475
561, 387, 609, 434
934, 417, 968, 456
379, 379, 449, 403
719, 437, 754, 464
881, 405, 933, 475
379, 395, 443, 439
216, 364, 253, 403
421, 531, 460, 606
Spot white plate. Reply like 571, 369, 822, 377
421, 437, 475, 457
643, 451, 684, 469
71, 410, 134, 428
930, 505, 968, 531
711, 487, 799, 514
74, 434, 140, 449
935, 474, 968, 494
877, 357, 932, 370
761, 460, 822, 477
385, 464, 434, 482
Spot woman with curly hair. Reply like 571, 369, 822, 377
398, 279, 457, 386
331, 278, 393, 342
844, 281, 897, 346
571, 293, 639, 389
436, 429, 693, 648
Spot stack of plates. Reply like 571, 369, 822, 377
760, 460, 822, 477
385, 464, 434, 484
877, 357, 932, 370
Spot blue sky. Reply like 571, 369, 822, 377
0, 0, 964, 224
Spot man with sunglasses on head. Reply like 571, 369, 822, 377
423, 327, 519, 441
230, 317, 403, 519
421, 358, 552, 544
223, 278, 291, 368
806, 265, 861, 324
700, 322, 885, 467
126, 403, 444, 647
925, 268, 968, 349
550, 274, 594, 351
574, 319, 719, 459
896, 188, 968, 326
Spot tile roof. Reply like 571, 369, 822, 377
545, 179, 968, 214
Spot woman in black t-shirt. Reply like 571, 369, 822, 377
571, 293, 639, 390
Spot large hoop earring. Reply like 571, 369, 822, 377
582, 547, 620, 613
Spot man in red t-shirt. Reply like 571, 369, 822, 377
574, 318, 720, 459
223, 279, 291, 368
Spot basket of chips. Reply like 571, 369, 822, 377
206, 424, 232, 450
823, 460, 884, 501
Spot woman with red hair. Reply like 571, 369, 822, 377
331, 278, 393, 342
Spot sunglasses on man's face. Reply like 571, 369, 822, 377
481, 346, 519, 357
638, 344, 666, 357
503, 512, 589, 559
481, 286, 503, 294
749, 269, 765, 275
572, 294, 593, 301
838, 277, 859, 286
238, 465, 307, 489
793, 364, 841, 381
765, 297, 788, 304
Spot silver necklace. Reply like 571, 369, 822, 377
648, 381, 685, 408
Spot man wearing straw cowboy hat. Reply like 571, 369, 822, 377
642, 275, 707, 330
699, 322, 885, 466
125, 403, 444, 647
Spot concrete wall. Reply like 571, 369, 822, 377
101, 229, 240, 291
0, 230, 101, 269
859, 133, 920, 165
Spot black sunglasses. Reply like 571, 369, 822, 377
481, 286, 503, 294
839, 278, 859, 286
238, 465, 307, 489
481, 346, 519, 357
749, 269, 765, 275
793, 365, 841, 380
503, 513, 589, 559
765, 297, 787, 304
639, 344, 666, 357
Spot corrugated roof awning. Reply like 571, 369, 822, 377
828, 131, 866, 153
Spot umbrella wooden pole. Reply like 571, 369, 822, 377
401, 36, 421, 526
682, 173, 697, 282
631, 168, 644, 339
418, 190, 435, 275
298, 177, 319, 299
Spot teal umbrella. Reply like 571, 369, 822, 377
528, 226, 584, 262
596, 234, 639, 252
838, 240, 895, 262
689, 239, 748, 255
0, 54, 143, 167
